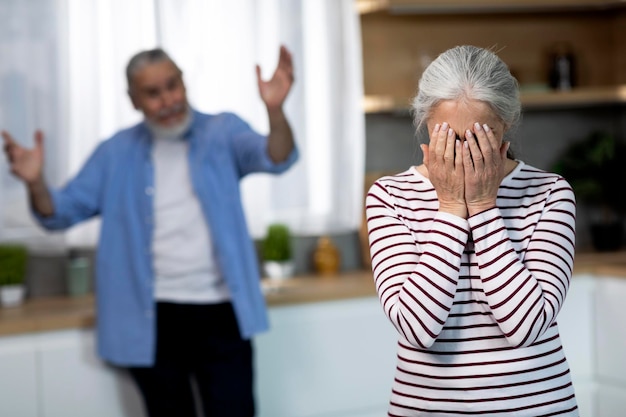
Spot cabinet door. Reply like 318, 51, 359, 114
0, 334, 39, 417
557, 274, 596, 416
37, 329, 144, 417
594, 275, 626, 416
595, 275, 626, 382
255, 297, 398, 417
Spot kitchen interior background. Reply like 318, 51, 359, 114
1, 0, 626, 298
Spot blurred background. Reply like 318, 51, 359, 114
1, 1, 625, 416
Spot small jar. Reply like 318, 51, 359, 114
67, 256, 91, 297
313, 236, 341, 276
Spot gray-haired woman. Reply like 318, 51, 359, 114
366, 45, 578, 416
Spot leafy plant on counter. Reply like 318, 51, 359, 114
262, 223, 293, 262
0, 244, 28, 286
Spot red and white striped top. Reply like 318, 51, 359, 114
366, 161, 579, 416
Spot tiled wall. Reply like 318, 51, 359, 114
24, 231, 365, 299
25, 247, 96, 298
365, 105, 626, 249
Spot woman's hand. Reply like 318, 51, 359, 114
422, 122, 468, 218
462, 123, 509, 216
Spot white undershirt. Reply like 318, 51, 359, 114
151, 134, 230, 303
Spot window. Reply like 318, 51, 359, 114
0, 0, 365, 247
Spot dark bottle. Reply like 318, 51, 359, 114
549, 44, 576, 91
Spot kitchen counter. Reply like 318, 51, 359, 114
0, 270, 377, 337
1, 251, 625, 337
569, 250, 626, 277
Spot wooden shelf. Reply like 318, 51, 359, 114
359, 2, 626, 107
364, 85, 626, 113
520, 85, 626, 109
358, 0, 626, 14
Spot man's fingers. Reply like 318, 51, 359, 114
1, 130, 15, 146
279, 45, 293, 71
34, 130, 44, 149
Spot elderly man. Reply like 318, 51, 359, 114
2, 45, 298, 417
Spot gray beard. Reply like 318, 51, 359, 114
146, 106, 193, 138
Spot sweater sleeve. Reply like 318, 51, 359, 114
365, 179, 470, 348
468, 177, 576, 347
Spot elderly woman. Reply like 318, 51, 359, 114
366, 45, 578, 416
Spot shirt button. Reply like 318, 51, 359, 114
145, 310, 153, 318
145, 187, 154, 195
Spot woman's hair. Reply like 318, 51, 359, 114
412, 45, 521, 151
125, 48, 181, 91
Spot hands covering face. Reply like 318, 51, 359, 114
421, 121, 510, 219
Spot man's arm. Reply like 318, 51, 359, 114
257, 45, 296, 163
25, 177, 54, 217
266, 106, 295, 163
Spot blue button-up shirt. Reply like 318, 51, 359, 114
35, 110, 298, 366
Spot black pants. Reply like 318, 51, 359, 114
128, 302, 254, 417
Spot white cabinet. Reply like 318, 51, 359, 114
594, 276, 626, 417
0, 297, 397, 417
557, 273, 626, 417
558, 275, 596, 417
0, 276, 624, 417
0, 334, 39, 417
255, 297, 398, 417
0, 329, 144, 417
37, 330, 143, 417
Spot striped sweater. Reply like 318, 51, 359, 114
366, 161, 578, 416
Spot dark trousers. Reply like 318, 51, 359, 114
128, 302, 254, 417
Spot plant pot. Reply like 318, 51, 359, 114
590, 222, 624, 252
0, 284, 26, 308
263, 260, 295, 280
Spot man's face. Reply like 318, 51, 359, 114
128, 60, 188, 128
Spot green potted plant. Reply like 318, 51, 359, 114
262, 223, 295, 279
0, 244, 28, 307
552, 130, 626, 251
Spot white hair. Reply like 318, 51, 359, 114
412, 45, 521, 147
125, 48, 181, 91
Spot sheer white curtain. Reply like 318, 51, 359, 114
59, 0, 159, 245
0, 0, 63, 248
16, 0, 365, 246
155, 0, 365, 237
